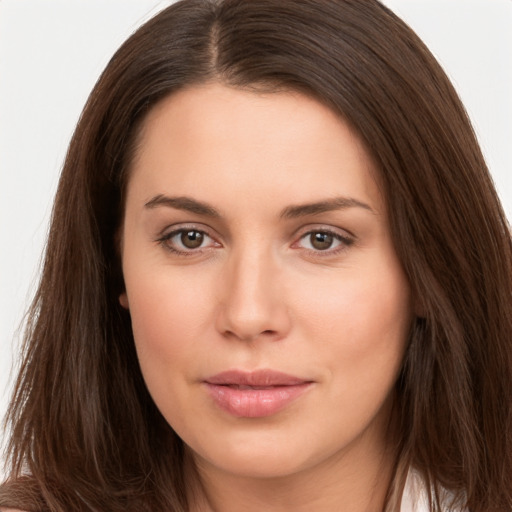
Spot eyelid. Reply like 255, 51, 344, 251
292, 223, 355, 241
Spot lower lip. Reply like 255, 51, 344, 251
204, 382, 312, 418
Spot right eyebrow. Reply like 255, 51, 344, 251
280, 196, 375, 219
144, 195, 221, 218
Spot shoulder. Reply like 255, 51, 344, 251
0, 509, 29, 512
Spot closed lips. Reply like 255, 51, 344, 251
223, 384, 292, 390
204, 369, 311, 387
204, 370, 314, 418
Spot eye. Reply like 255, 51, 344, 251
296, 229, 354, 254
157, 227, 220, 254
177, 230, 206, 249
304, 232, 338, 251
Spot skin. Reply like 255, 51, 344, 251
120, 83, 413, 512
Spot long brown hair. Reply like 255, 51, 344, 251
1, 1, 511, 510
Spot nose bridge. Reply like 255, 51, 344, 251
216, 241, 289, 341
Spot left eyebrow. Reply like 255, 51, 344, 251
280, 197, 375, 219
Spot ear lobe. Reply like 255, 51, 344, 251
119, 292, 129, 309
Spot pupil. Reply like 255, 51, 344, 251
311, 232, 333, 250
181, 230, 203, 249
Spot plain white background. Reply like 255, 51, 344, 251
1, 0, 511, 467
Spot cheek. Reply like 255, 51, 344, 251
124, 265, 216, 378
123, 265, 223, 434
286, 263, 411, 450
293, 258, 412, 389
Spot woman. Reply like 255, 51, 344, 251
1, 0, 511, 511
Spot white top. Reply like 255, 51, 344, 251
400, 470, 431, 511
400, 470, 468, 512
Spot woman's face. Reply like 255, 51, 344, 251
120, 83, 412, 480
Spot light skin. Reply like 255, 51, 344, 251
119, 83, 413, 512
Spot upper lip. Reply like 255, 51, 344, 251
205, 369, 311, 387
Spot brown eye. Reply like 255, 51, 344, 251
310, 232, 334, 250
296, 229, 353, 254
180, 230, 204, 249
158, 228, 220, 255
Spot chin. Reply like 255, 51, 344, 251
200, 449, 312, 479
186, 424, 337, 480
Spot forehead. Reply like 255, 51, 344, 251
127, 82, 384, 216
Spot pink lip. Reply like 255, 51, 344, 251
204, 370, 313, 418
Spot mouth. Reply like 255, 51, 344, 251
204, 369, 314, 418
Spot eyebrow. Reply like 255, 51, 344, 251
144, 195, 221, 217
144, 194, 375, 218
280, 197, 375, 218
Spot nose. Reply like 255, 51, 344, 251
215, 248, 291, 342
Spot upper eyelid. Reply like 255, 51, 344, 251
158, 222, 216, 238
161, 228, 216, 243
164, 228, 212, 239
292, 223, 356, 240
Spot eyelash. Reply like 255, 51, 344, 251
155, 226, 355, 258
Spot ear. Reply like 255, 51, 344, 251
119, 292, 129, 309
